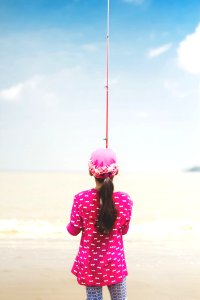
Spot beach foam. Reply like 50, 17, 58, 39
1, 218, 200, 240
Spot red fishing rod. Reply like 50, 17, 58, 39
105, 0, 110, 148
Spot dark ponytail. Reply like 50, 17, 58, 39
96, 177, 117, 234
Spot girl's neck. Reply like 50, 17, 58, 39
94, 178, 104, 191
95, 181, 103, 191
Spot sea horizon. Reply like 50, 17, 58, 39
0, 171, 200, 242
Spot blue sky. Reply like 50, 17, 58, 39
0, 0, 200, 172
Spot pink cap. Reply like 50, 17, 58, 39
88, 148, 119, 178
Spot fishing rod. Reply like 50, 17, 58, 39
105, 0, 110, 148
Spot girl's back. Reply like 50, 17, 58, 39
68, 188, 133, 286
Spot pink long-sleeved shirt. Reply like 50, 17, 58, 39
67, 188, 133, 286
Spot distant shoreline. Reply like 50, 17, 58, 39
185, 166, 200, 172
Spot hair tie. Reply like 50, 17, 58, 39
104, 177, 110, 183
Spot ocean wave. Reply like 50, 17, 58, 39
0, 219, 66, 238
0, 219, 200, 240
129, 219, 200, 240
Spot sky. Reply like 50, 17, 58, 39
0, 0, 200, 172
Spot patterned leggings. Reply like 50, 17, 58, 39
86, 278, 127, 300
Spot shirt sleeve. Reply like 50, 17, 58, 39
66, 195, 83, 236
121, 197, 133, 235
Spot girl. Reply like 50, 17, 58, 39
67, 148, 133, 300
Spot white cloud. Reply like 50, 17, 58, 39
177, 24, 200, 75
148, 43, 172, 58
0, 67, 104, 111
0, 76, 42, 102
0, 83, 24, 101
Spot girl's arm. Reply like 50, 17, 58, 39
121, 197, 133, 235
67, 195, 83, 236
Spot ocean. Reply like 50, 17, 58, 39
0, 171, 200, 243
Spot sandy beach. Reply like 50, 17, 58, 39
0, 171, 200, 299
1, 237, 200, 300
